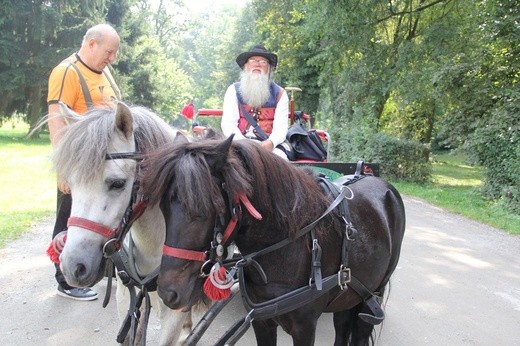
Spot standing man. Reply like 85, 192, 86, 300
221, 44, 289, 159
47, 23, 121, 300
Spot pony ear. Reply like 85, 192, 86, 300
207, 135, 234, 171
58, 101, 77, 126
115, 102, 134, 139
173, 131, 189, 145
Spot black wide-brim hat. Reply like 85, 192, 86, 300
236, 44, 278, 69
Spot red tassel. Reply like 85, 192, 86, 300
203, 266, 231, 301
47, 231, 67, 264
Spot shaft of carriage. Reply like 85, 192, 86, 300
183, 283, 240, 345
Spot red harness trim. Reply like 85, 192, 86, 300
67, 217, 116, 239
239, 193, 262, 221
162, 245, 207, 262
66, 200, 149, 240
163, 193, 262, 261
221, 213, 239, 245
126, 200, 148, 226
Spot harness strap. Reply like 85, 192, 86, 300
108, 241, 160, 343
67, 199, 147, 243
238, 266, 341, 320
221, 211, 239, 246
310, 237, 323, 290
103, 262, 114, 308
234, 170, 387, 326
238, 194, 262, 221
183, 283, 240, 345
117, 285, 137, 343
162, 192, 261, 262
240, 184, 351, 261
218, 312, 253, 345
347, 276, 385, 325
67, 217, 116, 238
162, 246, 207, 262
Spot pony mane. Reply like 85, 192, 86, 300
52, 106, 176, 184
142, 138, 332, 235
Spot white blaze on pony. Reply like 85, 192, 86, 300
51, 102, 206, 344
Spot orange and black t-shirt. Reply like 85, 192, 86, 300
47, 53, 121, 114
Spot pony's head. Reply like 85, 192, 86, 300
54, 102, 175, 287
140, 136, 244, 308
141, 136, 330, 309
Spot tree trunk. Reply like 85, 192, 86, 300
27, 85, 43, 139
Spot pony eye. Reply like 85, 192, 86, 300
109, 179, 126, 190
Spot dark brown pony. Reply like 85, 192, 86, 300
141, 135, 405, 345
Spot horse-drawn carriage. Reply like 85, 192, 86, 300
186, 86, 379, 179
49, 100, 405, 345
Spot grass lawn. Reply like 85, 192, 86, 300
392, 152, 520, 235
0, 121, 55, 248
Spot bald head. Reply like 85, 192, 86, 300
82, 24, 120, 46
78, 24, 120, 71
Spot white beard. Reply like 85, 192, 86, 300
238, 70, 271, 108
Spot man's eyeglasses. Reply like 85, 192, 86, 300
247, 58, 269, 66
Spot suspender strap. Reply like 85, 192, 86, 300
67, 62, 94, 109
103, 69, 122, 101
239, 104, 268, 140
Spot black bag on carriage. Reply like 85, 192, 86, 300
286, 122, 327, 161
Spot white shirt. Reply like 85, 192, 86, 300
221, 84, 289, 147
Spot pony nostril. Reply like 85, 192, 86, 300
74, 263, 88, 279
159, 287, 180, 308
165, 289, 178, 303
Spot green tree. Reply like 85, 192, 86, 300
250, 0, 461, 179
0, 0, 108, 136
434, 0, 520, 211
176, 3, 249, 109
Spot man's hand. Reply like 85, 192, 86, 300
58, 180, 71, 194
261, 139, 274, 151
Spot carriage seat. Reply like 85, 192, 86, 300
189, 108, 330, 163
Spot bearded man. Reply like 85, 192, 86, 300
221, 44, 289, 158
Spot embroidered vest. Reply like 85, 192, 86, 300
235, 82, 283, 137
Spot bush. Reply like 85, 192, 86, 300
469, 102, 520, 213
365, 133, 431, 183
331, 124, 431, 183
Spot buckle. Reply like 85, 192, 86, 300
117, 270, 132, 285
337, 265, 351, 290
103, 238, 120, 256
200, 260, 214, 277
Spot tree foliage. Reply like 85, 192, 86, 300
0, 0, 517, 210
249, 0, 518, 209
0, 0, 107, 134
434, 0, 520, 210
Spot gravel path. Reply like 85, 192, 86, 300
1, 197, 519, 345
